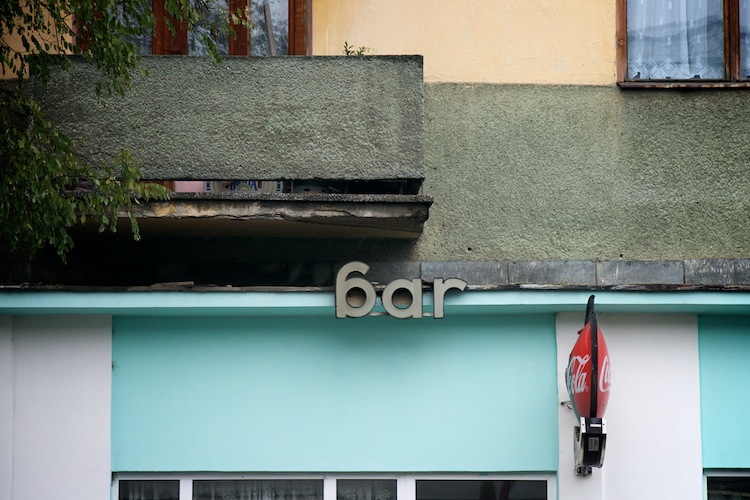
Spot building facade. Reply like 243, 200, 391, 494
3, 1, 750, 499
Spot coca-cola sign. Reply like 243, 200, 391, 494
565, 295, 611, 419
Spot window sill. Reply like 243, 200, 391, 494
618, 81, 750, 89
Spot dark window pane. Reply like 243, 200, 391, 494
708, 476, 750, 500
193, 479, 323, 500
337, 480, 397, 500
119, 480, 180, 500
416, 480, 546, 500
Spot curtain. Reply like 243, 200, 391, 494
120, 480, 180, 500
627, 0, 724, 79
336, 480, 397, 500
193, 479, 323, 500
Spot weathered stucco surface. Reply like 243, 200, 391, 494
32, 56, 424, 182
14, 64, 750, 286
418, 84, 750, 261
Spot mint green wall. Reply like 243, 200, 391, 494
699, 315, 750, 468
112, 314, 557, 472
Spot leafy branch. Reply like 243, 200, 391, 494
1, 0, 248, 261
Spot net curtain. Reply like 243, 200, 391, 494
627, 0, 724, 79
193, 480, 323, 500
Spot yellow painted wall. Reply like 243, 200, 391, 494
312, 0, 616, 85
1, 9, 74, 80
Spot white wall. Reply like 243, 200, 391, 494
0, 317, 12, 500
0, 315, 112, 500
557, 313, 703, 500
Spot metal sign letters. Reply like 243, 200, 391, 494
335, 261, 467, 319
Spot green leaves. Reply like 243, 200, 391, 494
343, 41, 372, 57
1, 0, 249, 261
1, 92, 170, 261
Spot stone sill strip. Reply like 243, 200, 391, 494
4, 259, 750, 291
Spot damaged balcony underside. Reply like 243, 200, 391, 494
112, 193, 433, 238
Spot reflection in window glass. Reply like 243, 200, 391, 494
707, 476, 750, 500
189, 0, 230, 56
193, 479, 323, 500
119, 480, 180, 500
251, 0, 289, 56
416, 480, 546, 500
741, 1, 750, 78
337, 480, 397, 500
117, 3, 152, 55
627, 0, 724, 80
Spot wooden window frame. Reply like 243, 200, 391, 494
617, 0, 750, 88
289, 0, 312, 56
152, 0, 310, 56
152, 0, 189, 55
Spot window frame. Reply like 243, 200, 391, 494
616, 0, 750, 88
111, 473, 556, 500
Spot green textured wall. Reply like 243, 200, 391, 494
32, 57, 424, 182
22, 64, 750, 286
33, 60, 750, 261
419, 84, 750, 261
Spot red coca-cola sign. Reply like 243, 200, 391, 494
566, 295, 611, 419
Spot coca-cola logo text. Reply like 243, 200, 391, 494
568, 354, 590, 394
599, 356, 611, 392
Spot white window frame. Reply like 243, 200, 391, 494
112, 473, 556, 500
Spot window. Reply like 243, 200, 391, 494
114, 475, 553, 500
617, 0, 750, 86
122, 0, 310, 56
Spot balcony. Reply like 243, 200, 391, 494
33, 55, 430, 238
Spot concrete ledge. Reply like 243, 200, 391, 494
419, 259, 750, 288
422, 261, 508, 285
113, 193, 433, 239
596, 260, 684, 286
509, 260, 596, 286
7, 253, 750, 288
